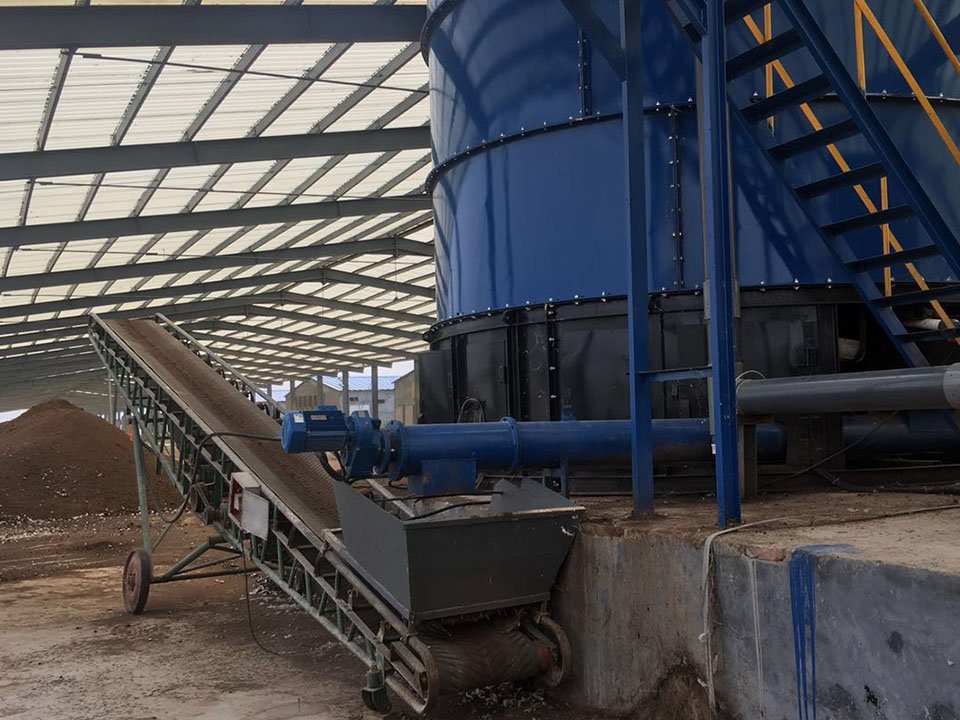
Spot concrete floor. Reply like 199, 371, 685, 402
0, 514, 575, 720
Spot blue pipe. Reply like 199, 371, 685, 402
280, 407, 787, 479
281, 407, 960, 490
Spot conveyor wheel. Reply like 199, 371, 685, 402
122, 548, 152, 614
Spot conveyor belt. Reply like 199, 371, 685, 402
104, 318, 339, 530
91, 314, 571, 714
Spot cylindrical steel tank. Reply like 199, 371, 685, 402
420, 0, 960, 428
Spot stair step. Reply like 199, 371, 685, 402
896, 326, 960, 343
725, 0, 771, 24
873, 284, 960, 307
794, 162, 886, 198
741, 75, 832, 121
847, 245, 940, 272
727, 29, 804, 79
768, 119, 860, 160
821, 205, 913, 235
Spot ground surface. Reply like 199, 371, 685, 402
580, 490, 960, 571
0, 513, 580, 720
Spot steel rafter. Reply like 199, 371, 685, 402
0, 195, 430, 249
0, 5, 427, 49
236, 306, 424, 341
192, 333, 388, 370
186, 320, 412, 361
0, 127, 432, 182
1, 236, 430, 292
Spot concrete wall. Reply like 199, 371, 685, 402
554, 527, 960, 719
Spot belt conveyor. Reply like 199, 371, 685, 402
88, 313, 573, 714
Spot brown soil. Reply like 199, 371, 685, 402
0, 513, 591, 720
630, 665, 734, 720
0, 399, 179, 521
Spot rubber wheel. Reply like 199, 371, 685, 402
122, 548, 152, 615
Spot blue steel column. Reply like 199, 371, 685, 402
620, 0, 654, 515
701, 0, 741, 526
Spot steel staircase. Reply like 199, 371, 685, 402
664, 0, 960, 367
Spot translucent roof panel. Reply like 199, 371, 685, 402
0, 0, 436, 402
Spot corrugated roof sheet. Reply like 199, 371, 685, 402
0, 0, 434, 411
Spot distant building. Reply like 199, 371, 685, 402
285, 375, 399, 421
393, 369, 419, 425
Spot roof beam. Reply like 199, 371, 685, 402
0, 127, 432, 182
1, 263, 432, 300
211, 351, 351, 378
1, 236, 431, 291
0, 195, 431, 249
0, 290, 287, 321
279, 292, 431, 326
187, 320, 411, 361
193, 333, 378, 371
240, 306, 424, 341
0, 5, 428, 49
0, 288, 432, 329
0, 337, 91, 360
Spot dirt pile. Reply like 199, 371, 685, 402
0, 399, 179, 520
630, 665, 734, 720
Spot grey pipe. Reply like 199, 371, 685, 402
738, 364, 960, 416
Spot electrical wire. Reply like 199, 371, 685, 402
77, 52, 429, 95
761, 410, 900, 487
456, 397, 486, 423
317, 451, 347, 483
240, 548, 297, 659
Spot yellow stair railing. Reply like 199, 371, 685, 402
745, 2, 960, 346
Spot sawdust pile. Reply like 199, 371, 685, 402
0, 399, 179, 520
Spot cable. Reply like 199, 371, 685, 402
457, 397, 486, 423
761, 410, 900, 487
78, 52, 429, 95
240, 549, 295, 659
317, 451, 347, 483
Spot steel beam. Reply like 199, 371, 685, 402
0, 127, 432, 182
193, 334, 367, 372
214, 352, 344, 379
701, 0, 741, 527
187, 320, 410, 361
1, 236, 431, 291
0, 195, 431, 249
279, 292, 432, 326
0, 5, 428, 49
619, 0, 655, 516
0, 263, 433, 299
0, 338, 90, 360
240, 306, 424, 341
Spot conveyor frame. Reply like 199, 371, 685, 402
89, 315, 570, 714
87, 313, 460, 713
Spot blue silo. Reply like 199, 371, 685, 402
418, 0, 960, 426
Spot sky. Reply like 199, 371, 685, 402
0, 360, 416, 424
